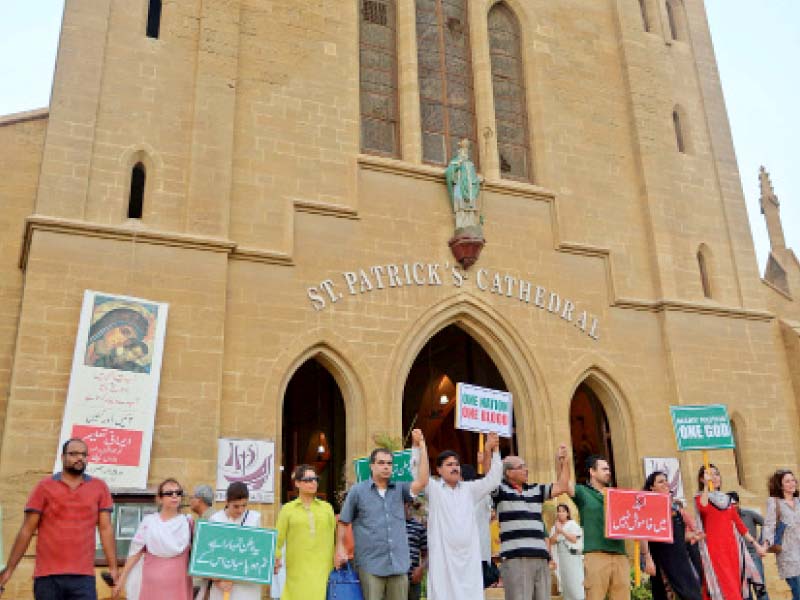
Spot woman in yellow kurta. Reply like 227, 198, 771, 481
274, 464, 336, 600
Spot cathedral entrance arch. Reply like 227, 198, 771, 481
281, 359, 346, 510
569, 382, 616, 485
402, 325, 517, 468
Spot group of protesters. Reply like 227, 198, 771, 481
1, 436, 799, 600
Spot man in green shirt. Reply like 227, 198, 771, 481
571, 455, 629, 600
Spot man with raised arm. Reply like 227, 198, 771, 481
424, 432, 502, 600
493, 443, 572, 600
336, 429, 429, 600
0, 438, 117, 599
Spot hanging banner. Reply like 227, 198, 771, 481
455, 383, 513, 438
56, 290, 168, 489
216, 439, 275, 503
605, 488, 674, 542
670, 405, 735, 451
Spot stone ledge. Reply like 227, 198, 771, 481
19, 215, 236, 269
613, 297, 773, 322
0, 107, 49, 127
357, 153, 557, 202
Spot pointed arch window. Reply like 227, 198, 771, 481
665, 0, 683, 41
673, 107, 688, 153
416, 0, 478, 166
128, 162, 146, 219
638, 0, 650, 32
147, 0, 162, 39
488, 3, 531, 181
697, 245, 712, 299
360, 0, 399, 156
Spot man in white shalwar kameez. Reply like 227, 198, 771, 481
425, 433, 503, 600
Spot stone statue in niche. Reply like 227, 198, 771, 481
445, 139, 485, 268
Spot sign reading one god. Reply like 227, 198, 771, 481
455, 383, 513, 438
306, 261, 601, 341
669, 405, 734, 451
605, 488, 673, 543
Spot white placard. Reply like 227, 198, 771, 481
643, 457, 685, 500
216, 439, 275, 503
455, 383, 513, 437
56, 290, 168, 489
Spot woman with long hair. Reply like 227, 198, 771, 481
274, 464, 336, 600
763, 469, 800, 599
642, 471, 702, 600
695, 465, 766, 600
113, 478, 193, 600
548, 503, 584, 600
209, 482, 263, 600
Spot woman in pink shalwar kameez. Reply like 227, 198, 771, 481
114, 478, 194, 600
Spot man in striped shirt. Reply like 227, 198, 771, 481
492, 443, 572, 600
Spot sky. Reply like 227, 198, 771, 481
0, 1, 797, 275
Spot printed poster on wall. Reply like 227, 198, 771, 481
216, 439, 275, 503
56, 290, 168, 489
643, 457, 685, 500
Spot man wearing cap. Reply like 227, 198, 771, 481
0, 438, 117, 599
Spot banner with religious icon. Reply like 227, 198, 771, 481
55, 290, 168, 489
216, 438, 275, 503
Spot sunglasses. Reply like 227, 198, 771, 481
160, 490, 184, 497
299, 476, 320, 483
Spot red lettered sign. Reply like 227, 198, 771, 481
605, 488, 673, 542
71, 424, 143, 467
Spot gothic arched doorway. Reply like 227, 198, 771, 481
282, 359, 346, 510
569, 383, 616, 485
402, 324, 516, 470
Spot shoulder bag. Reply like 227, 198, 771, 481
768, 498, 786, 554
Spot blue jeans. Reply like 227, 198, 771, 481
33, 575, 97, 600
787, 575, 800, 600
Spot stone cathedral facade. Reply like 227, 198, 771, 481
0, 0, 798, 596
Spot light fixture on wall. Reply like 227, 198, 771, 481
439, 394, 449, 405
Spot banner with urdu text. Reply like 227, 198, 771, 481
55, 290, 168, 489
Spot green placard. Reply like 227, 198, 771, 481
354, 449, 413, 483
670, 404, 735, 451
189, 520, 276, 585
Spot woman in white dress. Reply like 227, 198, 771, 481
209, 482, 263, 600
549, 503, 584, 600
113, 478, 194, 600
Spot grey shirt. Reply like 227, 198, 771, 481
339, 479, 413, 576
739, 507, 764, 550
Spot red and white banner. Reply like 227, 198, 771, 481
56, 290, 168, 489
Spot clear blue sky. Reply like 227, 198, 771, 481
0, 1, 797, 275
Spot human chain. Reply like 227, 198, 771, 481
0, 437, 794, 600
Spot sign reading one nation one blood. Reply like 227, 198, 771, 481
605, 489, 673, 543
455, 383, 513, 438
669, 405, 735, 451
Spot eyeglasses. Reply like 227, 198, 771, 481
510, 463, 527, 470
299, 476, 320, 483
66, 451, 88, 457
160, 490, 184, 497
